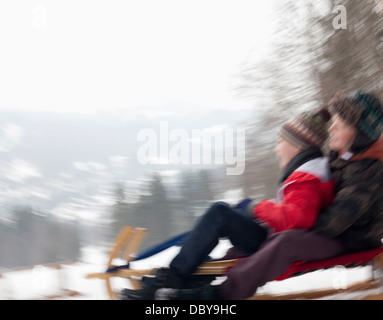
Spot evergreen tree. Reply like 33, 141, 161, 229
0, 205, 80, 268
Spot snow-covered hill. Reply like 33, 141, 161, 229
1, 242, 381, 300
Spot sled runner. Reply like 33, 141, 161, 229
86, 226, 383, 300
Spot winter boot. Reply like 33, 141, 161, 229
120, 268, 176, 300
158, 282, 222, 300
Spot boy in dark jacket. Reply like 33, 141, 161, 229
313, 91, 383, 251
123, 108, 333, 300
219, 90, 383, 300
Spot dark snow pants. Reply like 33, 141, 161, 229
169, 201, 268, 288
219, 229, 346, 300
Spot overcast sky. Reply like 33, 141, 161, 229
0, 0, 274, 115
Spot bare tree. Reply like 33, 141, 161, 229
318, 0, 383, 101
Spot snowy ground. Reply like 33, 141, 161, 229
0, 241, 381, 300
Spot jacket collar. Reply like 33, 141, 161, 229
329, 138, 383, 173
350, 138, 383, 162
279, 147, 323, 184
334, 138, 383, 163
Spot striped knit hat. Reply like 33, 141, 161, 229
328, 90, 383, 142
279, 109, 330, 150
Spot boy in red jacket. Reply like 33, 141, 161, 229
124, 109, 333, 300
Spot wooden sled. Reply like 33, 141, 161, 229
86, 226, 383, 300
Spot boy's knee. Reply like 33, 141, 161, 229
204, 201, 231, 221
212, 201, 230, 209
273, 229, 307, 246
207, 201, 230, 214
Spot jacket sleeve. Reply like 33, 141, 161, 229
313, 181, 380, 238
253, 179, 323, 233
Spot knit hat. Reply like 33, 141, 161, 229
328, 90, 383, 153
279, 109, 330, 150
328, 90, 383, 141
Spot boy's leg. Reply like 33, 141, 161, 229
219, 229, 346, 300
169, 201, 268, 288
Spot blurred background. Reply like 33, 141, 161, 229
0, 0, 383, 298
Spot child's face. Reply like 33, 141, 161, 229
328, 114, 357, 154
273, 137, 302, 170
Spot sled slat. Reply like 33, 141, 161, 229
250, 280, 381, 300
107, 226, 134, 268
374, 252, 383, 269
199, 259, 239, 268
123, 228, 147, 261
105, 226, 147, 300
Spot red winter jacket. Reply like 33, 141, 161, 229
253, 157, 335, 233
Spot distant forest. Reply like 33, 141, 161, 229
0, 169, 217, 268
0, 205, 80, 268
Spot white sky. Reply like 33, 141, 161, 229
0, 0, 275, 114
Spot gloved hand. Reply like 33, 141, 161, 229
235, 198, 253, 214
235, 198, 268, 230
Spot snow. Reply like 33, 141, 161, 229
0, 241, 381, 300
0, 263, 106, 300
